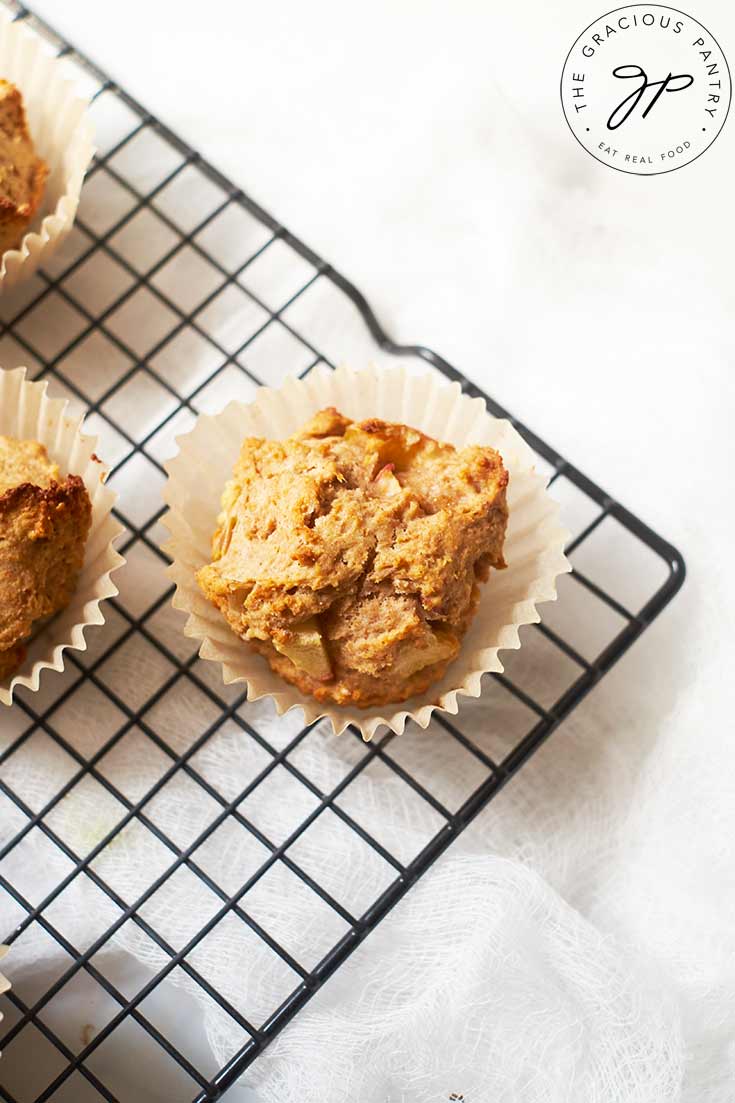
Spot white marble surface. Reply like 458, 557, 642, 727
18, 0, 735, 1099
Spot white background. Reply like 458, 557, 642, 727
23, 0, 735, 1099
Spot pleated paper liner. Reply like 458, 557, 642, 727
0, 367, 124, 704
0, 14, 94, 290
163, 366, 571, 739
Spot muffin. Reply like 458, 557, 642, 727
0, 80, 48, 255
196, 408, 509, 708
0, 434, 92, 679
0, 18, 95, 290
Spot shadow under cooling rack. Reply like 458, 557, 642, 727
0, 3, 685, 1102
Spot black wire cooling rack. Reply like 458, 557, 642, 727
0, 4, 685, 1102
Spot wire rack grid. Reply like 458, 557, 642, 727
0, 4, 685, 1102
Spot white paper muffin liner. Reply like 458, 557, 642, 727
0, 15, 94, 290
163, 366, 570, 738
0, 367, 124, 704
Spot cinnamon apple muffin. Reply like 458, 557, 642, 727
0, 435, 92, 680
197, 408, 508, 708
0, 80, 48, 255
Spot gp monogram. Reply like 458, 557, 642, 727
561, 5, 731, 174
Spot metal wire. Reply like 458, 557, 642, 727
0, 3, 685, 1100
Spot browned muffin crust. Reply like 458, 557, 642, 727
0, 79, 48, 255
0, 641, 25, 680
0, 436, 92, 680
197, 408, 508, 708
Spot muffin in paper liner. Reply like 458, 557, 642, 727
162, 366, 571, 739
0, 367, 124, 704
0, 14, 94, 290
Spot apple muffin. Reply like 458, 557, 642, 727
0, 435, 92, 680
197, 407, 508, 708
0, 79, 48, 255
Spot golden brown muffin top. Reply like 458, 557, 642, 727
197, 408, 508, 705
0, 435, 92, 656
0, 79, 48, 223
